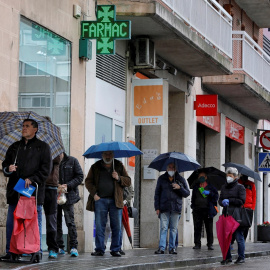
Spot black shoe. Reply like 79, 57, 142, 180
155, 249, 165, 254
0, 253, 11, 261
119, 249, 125, 255
234, 257, 245, 264
169, 248, 177, 254
220, 258, 232, 265
208, 245, 214, 250
110, 251, 121, 257
192, 245, 201, 249
91, 251, 104, 256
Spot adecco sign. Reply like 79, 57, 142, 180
194, 95, 218, 116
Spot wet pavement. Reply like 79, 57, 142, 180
1, 243, 270, 270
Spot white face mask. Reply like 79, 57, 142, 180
168, 171, 175, 177
226, 176, 234, 184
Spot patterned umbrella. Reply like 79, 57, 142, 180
0, 111, 65, 160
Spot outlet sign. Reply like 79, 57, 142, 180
194, 95, 218, 116
81, 5, 131, 54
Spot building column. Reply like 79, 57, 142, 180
140, 81, 168, 248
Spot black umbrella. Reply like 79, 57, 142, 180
187, 167, 226, 190
222, 162, 261, 181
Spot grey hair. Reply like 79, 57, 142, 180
225, 167, 238, 176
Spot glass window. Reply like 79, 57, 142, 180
95, 113, 112, 144
18, 16, 71, 153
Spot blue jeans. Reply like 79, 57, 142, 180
6, 204, 43, 254
226, 227, 245, 260
159, 212, 181, 251
95, 198, 122, 253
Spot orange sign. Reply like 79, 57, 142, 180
132, 79, 164, 125
128, 139, 136, 167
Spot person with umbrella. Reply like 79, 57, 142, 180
0, 119, 52, 261
154, 162, 190, 255
231, 174, 256, 248
218, 167, 246, 265
85, 151, 131, 257
191, 169, 219, 250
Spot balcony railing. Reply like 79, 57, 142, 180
161, 0, 232, 58
233, 31, 270, 93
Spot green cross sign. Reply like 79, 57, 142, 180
81, 5, 131, 55
32, 23, 66, 56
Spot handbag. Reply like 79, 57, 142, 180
229, 206, 252, 227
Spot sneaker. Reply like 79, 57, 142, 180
58, 249, 65, 255
0, 253, 11, 261
70, 248, 79, 257
48, 250, 58, 259
119, 249, 125, 255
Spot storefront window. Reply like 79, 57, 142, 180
18, 16, 71, 153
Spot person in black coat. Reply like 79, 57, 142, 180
57, 153, 83, 257
218, 167, 246, 265
1, 119, 52, 260
154, 163, 190, 255
191, 170, 219, 250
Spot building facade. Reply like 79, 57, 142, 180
0, 0, 270, 254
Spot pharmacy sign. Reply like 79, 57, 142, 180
81, 5, 131, 54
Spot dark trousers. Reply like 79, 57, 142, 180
44, 188, 58, 252
57, 204, 78, 249
193, 208, 213, 247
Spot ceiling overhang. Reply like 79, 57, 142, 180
202, 74, 270, 121
97, 0, 233, 77
234, 0, 270, 28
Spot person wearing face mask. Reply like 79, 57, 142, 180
191, 170, 219, 250
154, 163, 190, 255
85, 151, 131, 257
218, 167, 246, 265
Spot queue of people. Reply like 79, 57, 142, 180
0, 117, 256, 264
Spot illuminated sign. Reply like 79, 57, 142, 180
32, 23, 66, 56
194, 95, 218, 116
225, 118, 244, 144
81, 5, 131, 54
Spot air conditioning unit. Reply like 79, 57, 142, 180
135, 38, 155, 68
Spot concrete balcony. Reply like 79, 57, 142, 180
234, 0, 270, 28
202, 31, 270, 121
97, 0, 233, 77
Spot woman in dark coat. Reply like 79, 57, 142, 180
218, 167, 246, 265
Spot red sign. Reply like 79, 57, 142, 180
225, 118, 244, 144
260, 131, 270, 150
194, 95, 218, 116
197, 113, 220, 132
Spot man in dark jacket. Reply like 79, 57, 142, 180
85, 151, 131, 257
44, 154, 63, 259
191, 170, 219, 250
154, 163, 190, 255
1, 119, 51, 260
57, 153, 83, 257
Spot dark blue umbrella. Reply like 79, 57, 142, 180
148, 152, 200, 173
83, 141, 143, 159
222, 162, 261, 181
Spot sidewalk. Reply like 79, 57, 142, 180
1, 243, 270, 270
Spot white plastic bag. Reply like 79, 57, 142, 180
57, 192, 67, 205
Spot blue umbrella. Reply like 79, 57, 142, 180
83, 141, 143, 159
148, 152, 201, 173
222, 162, 261, 181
